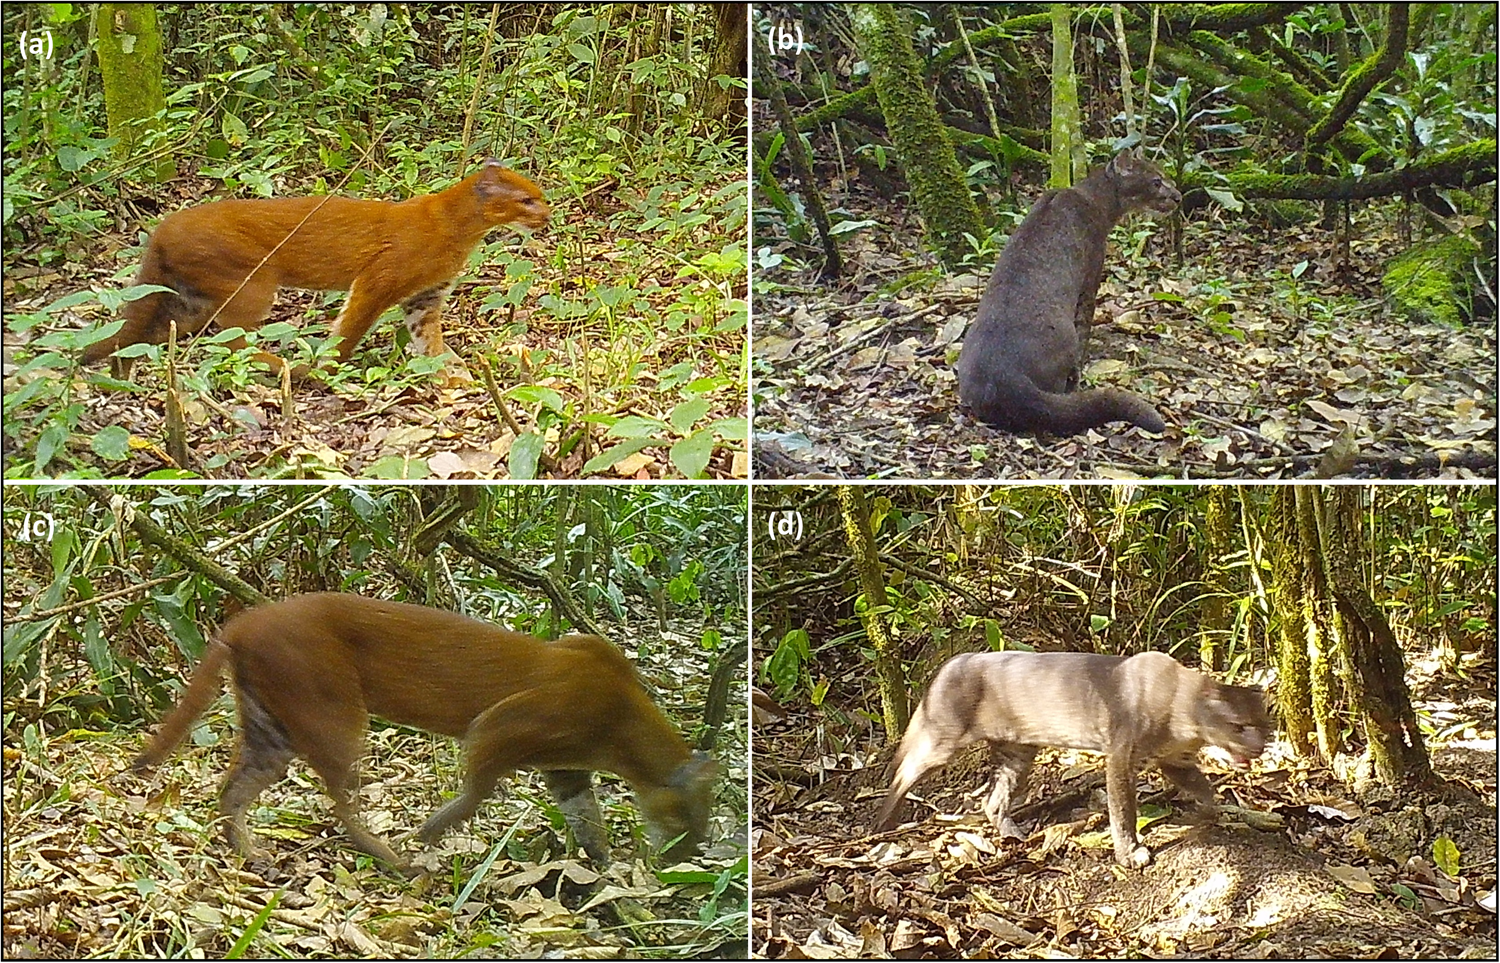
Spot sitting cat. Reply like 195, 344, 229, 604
874, 650, 1269, 868
955, 150, 1179, 435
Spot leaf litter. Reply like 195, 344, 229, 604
752, 666, 1497, 959
750, 603, 1496, 958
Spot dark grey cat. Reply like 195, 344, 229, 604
874, 651, 1269, 868
955, 151, 1180, 435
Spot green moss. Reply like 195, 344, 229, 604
1250, 198, 1319, 228
852, 3, 982, 267
1382, 235, 1481, 328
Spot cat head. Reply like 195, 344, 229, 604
1202, 682, 1272, 767
636, 751, 719, 862
473, 158, 551, 230
1108, 149, 1182, 215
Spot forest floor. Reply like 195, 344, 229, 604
2, 615, 747, 958
753, 196, 1496, 480
751, 647, 1496, 958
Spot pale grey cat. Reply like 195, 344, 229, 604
875, 651, 1270, 868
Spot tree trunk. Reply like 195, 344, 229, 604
95, 2, 173, 181
754, 46, 843, 278
1295, 486, 1344, 761
1268, 486, 1434, 790
1322, 487, 1434, 788
837, 485, 908, 740
1199, 485, 1236, 671
1266, 487, 1317, 756
849, 4, 981, 267
1049, 4, 1084, 186
702, 3, 747, 127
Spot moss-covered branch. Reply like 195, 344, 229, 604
1260, 26, 1334, 91
1151, 31, 1384, 168
84, 485, 268, 608
1194, 140, 1496, 201
444, 529, 605, 638
927, 4, 1308, 73
948, 128, 1051, 168
1305, 4, 1409, 149
699, 640, 748, 752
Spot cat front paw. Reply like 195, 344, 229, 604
1115, 843, 1152, 868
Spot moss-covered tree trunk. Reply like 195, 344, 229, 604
1198, 485, 1236, 671
849, 3, 980, 267
1218, 140, 1495, 202
95, 3, 172, 182
1321, 487, 1434, 788
1294, 486, 1345, 761
1235, 485, 1274, 662
549, 485, 575, 636
1266, 487, 1316, 756
1049, 4, 1084, 187
1268, 486, 1432, 789
838, 485, 908, 741
581, 487, 599, 620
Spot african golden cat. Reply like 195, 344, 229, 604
876, 651, 1269, 868
131, 593, 717, 872
956, 150, 1179, 435
83, 159, 549, 379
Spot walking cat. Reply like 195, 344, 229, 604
83, 160, 548, 380
875, 651, 1269, 868
132, 593, 717, 872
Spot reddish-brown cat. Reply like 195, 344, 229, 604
83, 159, 549, 378
131, 593, 717, 872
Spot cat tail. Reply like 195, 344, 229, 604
874, 748, 912, 831
81, 244, 194, 367
131, 638, 232, 771
874, 694, 948, 831
963, 370, 1166, 435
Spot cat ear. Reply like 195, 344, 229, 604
475, 163, 516, 197
475, 164, 497, 189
